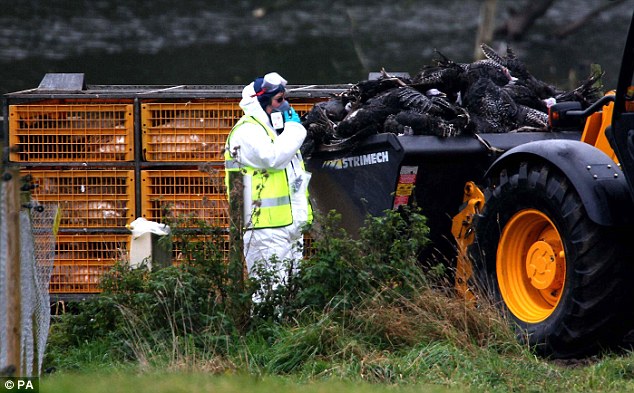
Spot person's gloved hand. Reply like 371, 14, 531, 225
282, 107, 301, 123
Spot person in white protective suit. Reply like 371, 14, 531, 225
224, 72, 313, 292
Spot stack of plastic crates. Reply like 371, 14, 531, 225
9, 103, 135, 295
5, 81, 330, 297
140, 101, 237, 240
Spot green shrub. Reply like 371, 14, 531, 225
46, 219, 250, 370
291, 206, 431, 314
46, 205, 516, 377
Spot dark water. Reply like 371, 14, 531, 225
1, 0, 633, 95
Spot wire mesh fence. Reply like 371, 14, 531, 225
0, 180, 8, 371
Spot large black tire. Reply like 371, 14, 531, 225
470, 160, 633, 358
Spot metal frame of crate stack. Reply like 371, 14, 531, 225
3, 73, 344, 299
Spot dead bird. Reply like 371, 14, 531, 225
463, 77, 548, 133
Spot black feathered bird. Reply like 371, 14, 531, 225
411, 48, 515, 104
463, 77, 548, 133
338, 86, 470, 137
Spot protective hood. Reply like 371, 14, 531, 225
240, 82, 271, 127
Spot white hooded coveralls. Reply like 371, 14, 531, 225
227, 81, 311, 284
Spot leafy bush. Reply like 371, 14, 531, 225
290, 206, 431, 313
46, 205, 516, 376
47, 220, 250, 368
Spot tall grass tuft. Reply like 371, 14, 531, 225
350, 287, 519, 354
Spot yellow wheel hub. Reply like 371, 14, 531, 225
526, 240, 557, 290
497, 209, 566, 323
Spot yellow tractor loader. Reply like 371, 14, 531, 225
309, 11, 634, 359
452, 13, 634, 358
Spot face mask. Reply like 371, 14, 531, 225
276, 100, 290, 113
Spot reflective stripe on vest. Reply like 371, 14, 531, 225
260, 195, 291, 208
224, 115, 294, 229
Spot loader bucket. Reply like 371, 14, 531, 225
306, 131, 581, 264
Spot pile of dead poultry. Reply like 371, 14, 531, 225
300, 44, 602, 155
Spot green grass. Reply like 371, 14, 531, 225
39, 350, 634, 393
37, 210, 634, 392
41, 372, 454, 393
40, 334, 634, 393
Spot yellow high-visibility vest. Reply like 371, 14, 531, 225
224, 115, 312, 229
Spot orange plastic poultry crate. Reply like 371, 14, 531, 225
9, 104, 134, 162
26, 169, 136, 229
141, 168, 229, 228
49, 234, 130, 293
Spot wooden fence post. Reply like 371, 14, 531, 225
227, 171, 245, 282
5, 168, 22, 376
